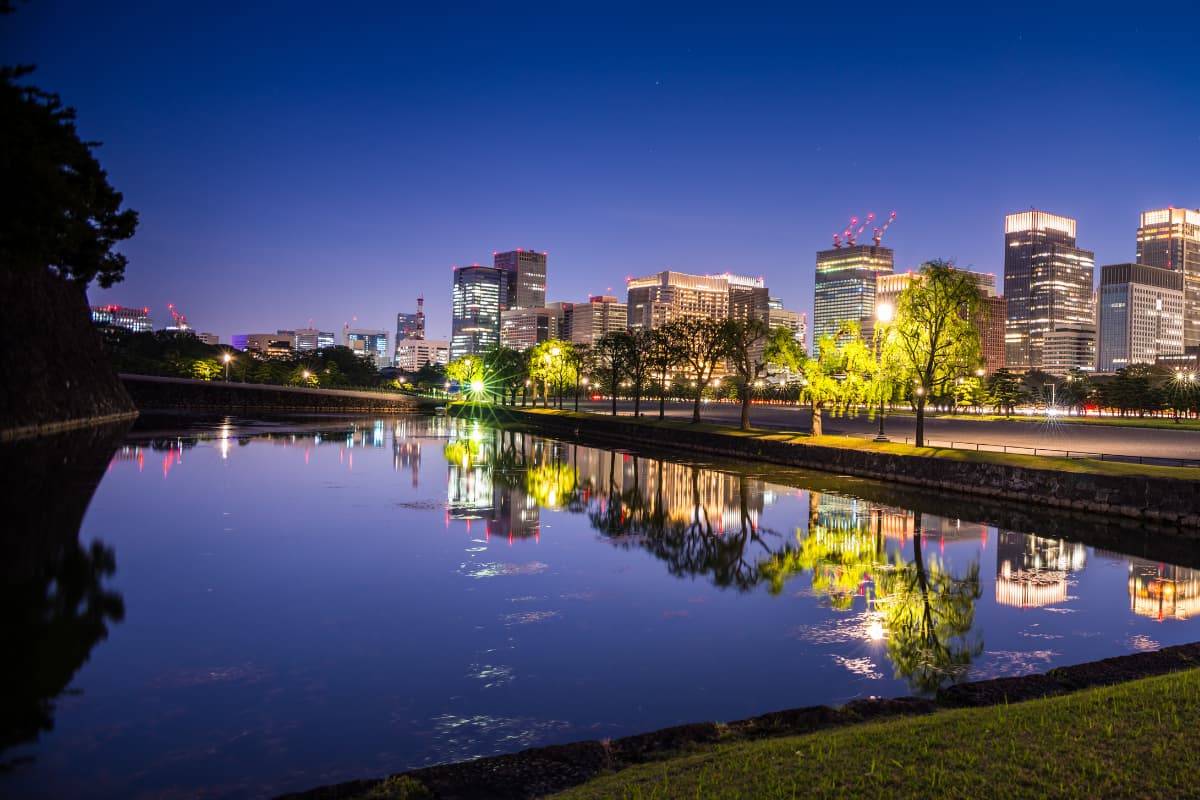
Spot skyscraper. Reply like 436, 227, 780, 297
500, 306, 564, 351
91, 304, 153, 333
494, 249, 547, 309
343, 326, 390, 368
813, 244, 894, 349
570, 295, 627, 345
1003, 210, 1095, 370
1137, 208, 1200, 349
451, 264, 510, 360
766, 298, 807, 352
1096, 263, 1185, 372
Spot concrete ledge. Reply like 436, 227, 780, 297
452, 405, 1200, 527
120, 373, 438, 413
0, 410, 140, 443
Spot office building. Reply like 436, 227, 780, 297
1042, 324, 1096, 376
91, 304, 153, 333
396, 296, 426, 343
626, 271, 768, 330
343, 326, 390, 368
1003, 210, 1095, 370
766, 298, 807, 351
278, 328, 335, 351
500, 306, 564, 351
494, 249, 547, 309
1096, 263, 1185, 372
451, 264, 511, 359
813, 244, 894, 348
195, 332, 220, 346
234, 333, 293, 356
1137, 208, 1200, 349
570, 295, 626, 345
395, 338, 450, 371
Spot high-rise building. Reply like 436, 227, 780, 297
451, 264, 511, 360
91, 305, 154, 333
626, 271, 768, 330
570, 295, 627, 345
279, 328, 335, 351
500, 306, 564, 351
813, 244, 894, 349
343, 326, 390, 368
195, 332, 220, 346
396, 296, 426, 343
766, 298, 807, 352
1003, 210, 1095, 370
234, 333, 293, 356
494, 249, 547, 309
1137, 208, 1200, 349
394, 339, 450, 371
1042, 324, 1096, 376
1096, 263, 1185, 372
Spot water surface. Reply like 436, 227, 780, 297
4, 415, 1198, 798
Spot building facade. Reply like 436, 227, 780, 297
396, 296, 426, 343
500, 306, 564, 351
451, 264, 510, 360
1096, 263, 1185, 372
626, 271, 768, 330
766, 298, 807, 352
91, 305, 154, 333
278, 328, 335, 351
234, 333, 293, 356
569, 295, 626, 345
494, 249, 547, 310
1042, 324, 1096, 376
343, 327, 390, 368
394, 338, 450, 371
1003, 210, 1095, 370
1136, 207, 1200, 349
813, 244, 894, 349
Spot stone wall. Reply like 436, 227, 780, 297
121, 374, 434, 414
1, 269, 136, 440
453, 406, 1200, 527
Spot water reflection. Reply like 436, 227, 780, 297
1, 425, 127, 770
1127, 560, 1200, 621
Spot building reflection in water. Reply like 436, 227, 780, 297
994, 533, 1087, 609
1127, 559, 1200, 621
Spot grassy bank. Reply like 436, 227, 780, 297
554, 668, 1200, 800
470, 405, 1200, 481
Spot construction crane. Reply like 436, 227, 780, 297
167, 303, 189, 330
850, 212, 876, 245
872, 211, 898, 246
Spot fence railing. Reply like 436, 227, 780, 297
872, 435, 1200, 469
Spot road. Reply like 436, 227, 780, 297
572, 400, 1200, 463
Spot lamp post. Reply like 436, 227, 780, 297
222, 352, 233, 382
577, 376, 589, 412
873, 302, 894, 442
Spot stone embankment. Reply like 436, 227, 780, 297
121, 374, 437, 414
453, 406, 1200, 527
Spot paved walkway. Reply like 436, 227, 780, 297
574, 400, 1200, 462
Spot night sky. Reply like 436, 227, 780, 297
8, 3, 1199, 341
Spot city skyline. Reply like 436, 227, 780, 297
9, 5, 1197, 343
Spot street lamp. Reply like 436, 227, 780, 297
873, 302, 894, 442
222, 351, 233, 381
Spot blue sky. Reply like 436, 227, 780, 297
8, 2, 1199, 340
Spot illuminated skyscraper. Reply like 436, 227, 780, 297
451, 264, 510, 359
1003, 210, 1095, 370
91, 304, 153, 333
343, 327, 389, 368
626, 271, 768, 330
494, 249, 547, 310
396, 296, 426, 342
813, 244, 894, 350
1096, 263, 1185, 372
570, 295, 626, 345
1137, 208, 1200, 349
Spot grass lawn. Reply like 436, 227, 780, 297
553, 669, 1200, 800
470, 405, 1200, 481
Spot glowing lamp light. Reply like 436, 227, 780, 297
470, 378, 485, 394
222, 353, 232, 364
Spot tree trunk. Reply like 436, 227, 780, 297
740, 386, 751, 430
915, 394, 927, 447
610, 370, 618, 416
811, 400, 823, 436
692, 383, 703, 423
634, 387, 641, 418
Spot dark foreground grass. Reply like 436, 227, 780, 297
553, 669, 1200, 800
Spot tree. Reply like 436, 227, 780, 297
985, 368, 1022, 416
673, 318, 731, 423
646, 327, 682, 420
593, 332, 632, 416
1057, 369, 1092, 415
725, 318, 770, 430
565, 344, 592, 412
2, 66, 138, 289
528, 339, 575, 407
889, 261, 983, 446
483, 345, 526, 404
624, 329, 654, 417
446, 354, 484, 395
799, 323, 873, 436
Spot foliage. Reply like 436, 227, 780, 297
888, 261, 983, 445
646, 327, 684, 419
984, 368, 1023, 415
671, 317, 732, 423
1, 66, 138, 288
798, 322, 873, 436
445, 354, 484, 390
483, 345, 526, 404
725, 317, 770, 429
593, 331, 633, 415
529, 339, 577, 407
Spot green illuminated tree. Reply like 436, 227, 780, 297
984, 368, 1022, 416
889, 261, 983, 446
483, 345, 526, 404
799, 322, 873, 436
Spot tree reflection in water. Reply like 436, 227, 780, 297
1, 425, 126, 770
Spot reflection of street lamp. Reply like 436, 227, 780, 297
222, 351, 233, 381
873, 302, 894, 442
